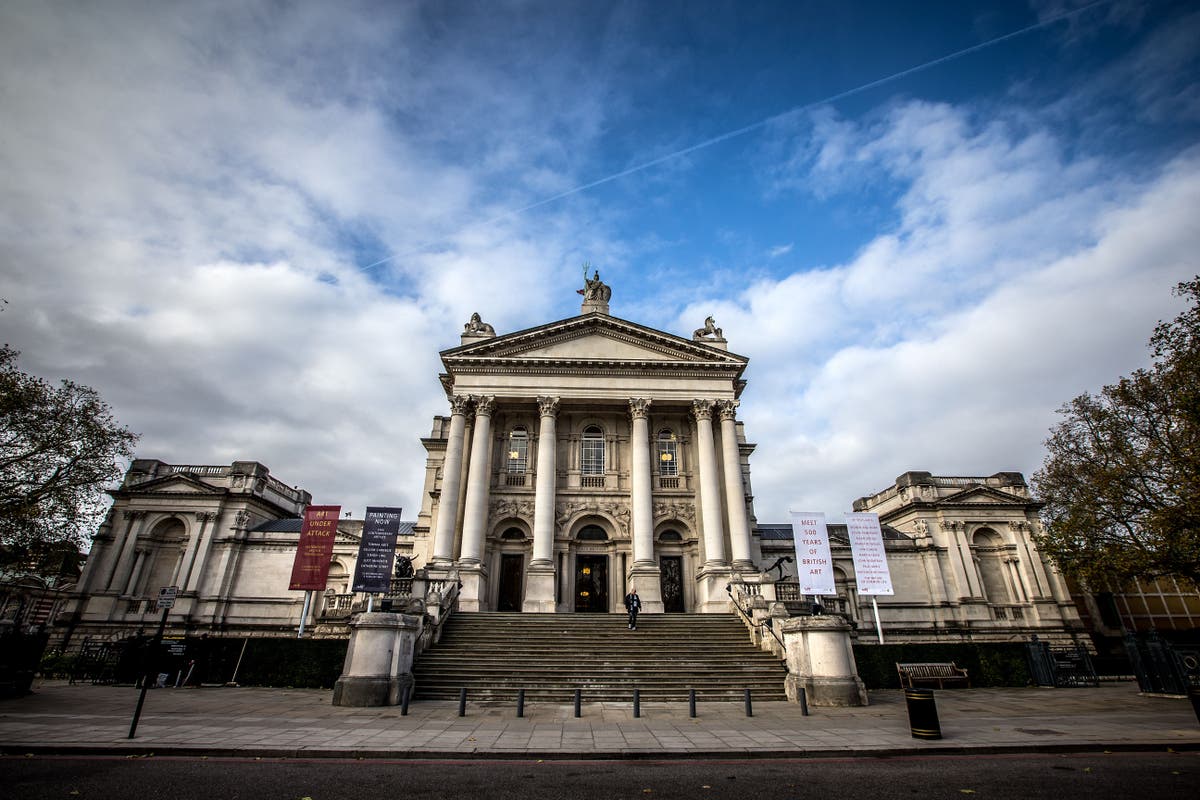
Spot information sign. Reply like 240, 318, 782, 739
288, 505, 342, 590
351, 506, 404, 593
156, 586, 178, 609
790, 511, 836, 595
844, 512, 894, 595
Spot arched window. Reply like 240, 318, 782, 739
500, 527, 526, 541
972, 528, 1012, 607
657, 429, 678, 477
507, 427, 528, 473
658, 529, 682, 542
581, 425, 605, 487
577, 525, 608, 541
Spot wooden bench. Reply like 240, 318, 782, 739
896, 662, 970, 689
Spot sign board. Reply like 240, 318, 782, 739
844, 512, 894, 595
288, 505, 342, 591
156, 586, 178, 609
790, 511, 836, 596
351, 506, 404, 593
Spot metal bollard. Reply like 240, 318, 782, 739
904, 688, 942, 740
688, 688, 696, 718
400, 684, 411, 716
458, 687, 467, 717
744, 688, 753, 717
517, 688, 525, 718
633, 688, 640, 718
574, 688, 582, 718
799, 686, 809, 716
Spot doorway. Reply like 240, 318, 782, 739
497, 554, 523, 612
660, 556, 685, 612
574, 555, 608, 612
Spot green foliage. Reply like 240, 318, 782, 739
0, 345, 138, 553
852, 642, 1031, 689
1033, 277, 1200, 588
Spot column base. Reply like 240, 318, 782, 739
522, 563, 556, 613
331, 612, 420, 707
694, 563, 733, 613
626, 564, 664, 614
457, 563, 490, 612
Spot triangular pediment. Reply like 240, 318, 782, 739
938, 486, 1030, 506
443, 313, 746, 368
121, 473, 225, 495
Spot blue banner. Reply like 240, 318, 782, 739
351, 506, 403, 593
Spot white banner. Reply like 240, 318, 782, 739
790, 511, 836, 596
844, 511, 894, 595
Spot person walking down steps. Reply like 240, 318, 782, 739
624, 587, 642, 630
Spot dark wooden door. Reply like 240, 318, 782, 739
497, 554, 523, 612
660, 556, 684, 612
574, 555, 608, 612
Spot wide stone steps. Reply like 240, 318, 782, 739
412, 612, 788, 701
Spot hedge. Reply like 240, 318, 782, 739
852, 642, 1031, 688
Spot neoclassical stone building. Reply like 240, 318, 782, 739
414, 274, 760, 614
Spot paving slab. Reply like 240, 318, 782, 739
0, 680, 1196, 760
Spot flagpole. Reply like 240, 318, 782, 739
297, 590, 312, 638
872, 596, 885, 644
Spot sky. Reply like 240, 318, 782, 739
1, 0, 1198, 530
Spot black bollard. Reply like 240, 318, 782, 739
400, 684, 411, 716
904, 688, 942, 740
458, 687, 467, 717
574, 688, 582, 718
1188, 685, 1200, 726
517, 688, 525, 718
633, 688, 640, 719
799, 686, 809, 716
688, 688, 696, 718
744, 688, 753, 717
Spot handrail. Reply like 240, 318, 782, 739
726, 581, 786, 655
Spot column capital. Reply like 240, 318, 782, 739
717, 399, 740, 421
691, 399, 715, 421
449, 394, 472, 415
123, 510, 146, 521
628, 397, 652, 420
473, 395, 496, 417
194, 511, 216, 522
537, 396, 560, 417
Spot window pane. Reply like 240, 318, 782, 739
582, 428, 605, 474
507, 429, 528, 473
657, 430, 678, 476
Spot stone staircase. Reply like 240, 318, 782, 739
411, 612, 788, 702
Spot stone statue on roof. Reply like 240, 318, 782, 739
463, 312, 495, 336
693, 315, 723, 341
577, 263, 611, 314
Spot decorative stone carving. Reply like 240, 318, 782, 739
194, 511, 216, 523
537, 396, 560, 417
913, 519, 929, 537
692, 316, 723, 341
604, 503, 631, 534
691, 399, 714, 421
491, 498, 535, 521
653, 501, 696, 522
234, 510, 252, 530
473, 395, 496, 417
717, 399, 739, 421
628, 397, 652, 419
449, 395, 472, 415
577, 267, 611, 303
463, 312, 496, 336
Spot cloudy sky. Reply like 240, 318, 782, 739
2, 0, 1197, 528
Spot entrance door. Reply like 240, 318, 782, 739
660, 556, 685, 612
497, 554, 523, 612
574, 555, 608, 612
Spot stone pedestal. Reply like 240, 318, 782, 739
522, 563, 556, 612
626, 564, 664, 614
331, 612, 420, 707
694, 565, 733, 613
780, 615, 868, 707
457, 563, 489, 612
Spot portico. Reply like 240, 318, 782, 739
414, 272, 760, 613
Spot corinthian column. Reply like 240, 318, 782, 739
459, 395, 496, 565
524, 396, 560, 612
431, 395, 471, 566
718, 400, 754, 570
629, 398, 655, 566
628, 398, 665, 612
692, 400, 727, 566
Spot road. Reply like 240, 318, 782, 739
2, 751, 1196, 800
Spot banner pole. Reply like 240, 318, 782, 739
367, 595, 374, 613
298, 591, 312, 638
872, 596, 885, 644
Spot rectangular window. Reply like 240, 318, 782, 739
581, 437, 605, 475
507, 435, 528, 474
657, 438, 678, 477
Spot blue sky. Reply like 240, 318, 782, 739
2, 0, 1198, 527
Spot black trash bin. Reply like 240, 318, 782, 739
1188, 685, 1200, 726
904, 688, 942, 740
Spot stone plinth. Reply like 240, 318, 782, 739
522, 563, 556, 612
627, 564, 664, 614
331, 612, 420, 707
780, 615, 868, 707
457, 563, 488, 612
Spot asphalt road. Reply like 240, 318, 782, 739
2, 751, 1196, 800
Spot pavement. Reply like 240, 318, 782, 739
0, 680, 1197, 760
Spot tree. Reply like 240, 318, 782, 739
1033, 278, 1200, 588
0, 345, 139, 558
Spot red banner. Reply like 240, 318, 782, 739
288, 505, 342, 591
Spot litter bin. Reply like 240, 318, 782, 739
1188, 685, 1200, 726
904, 688, 942, 740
